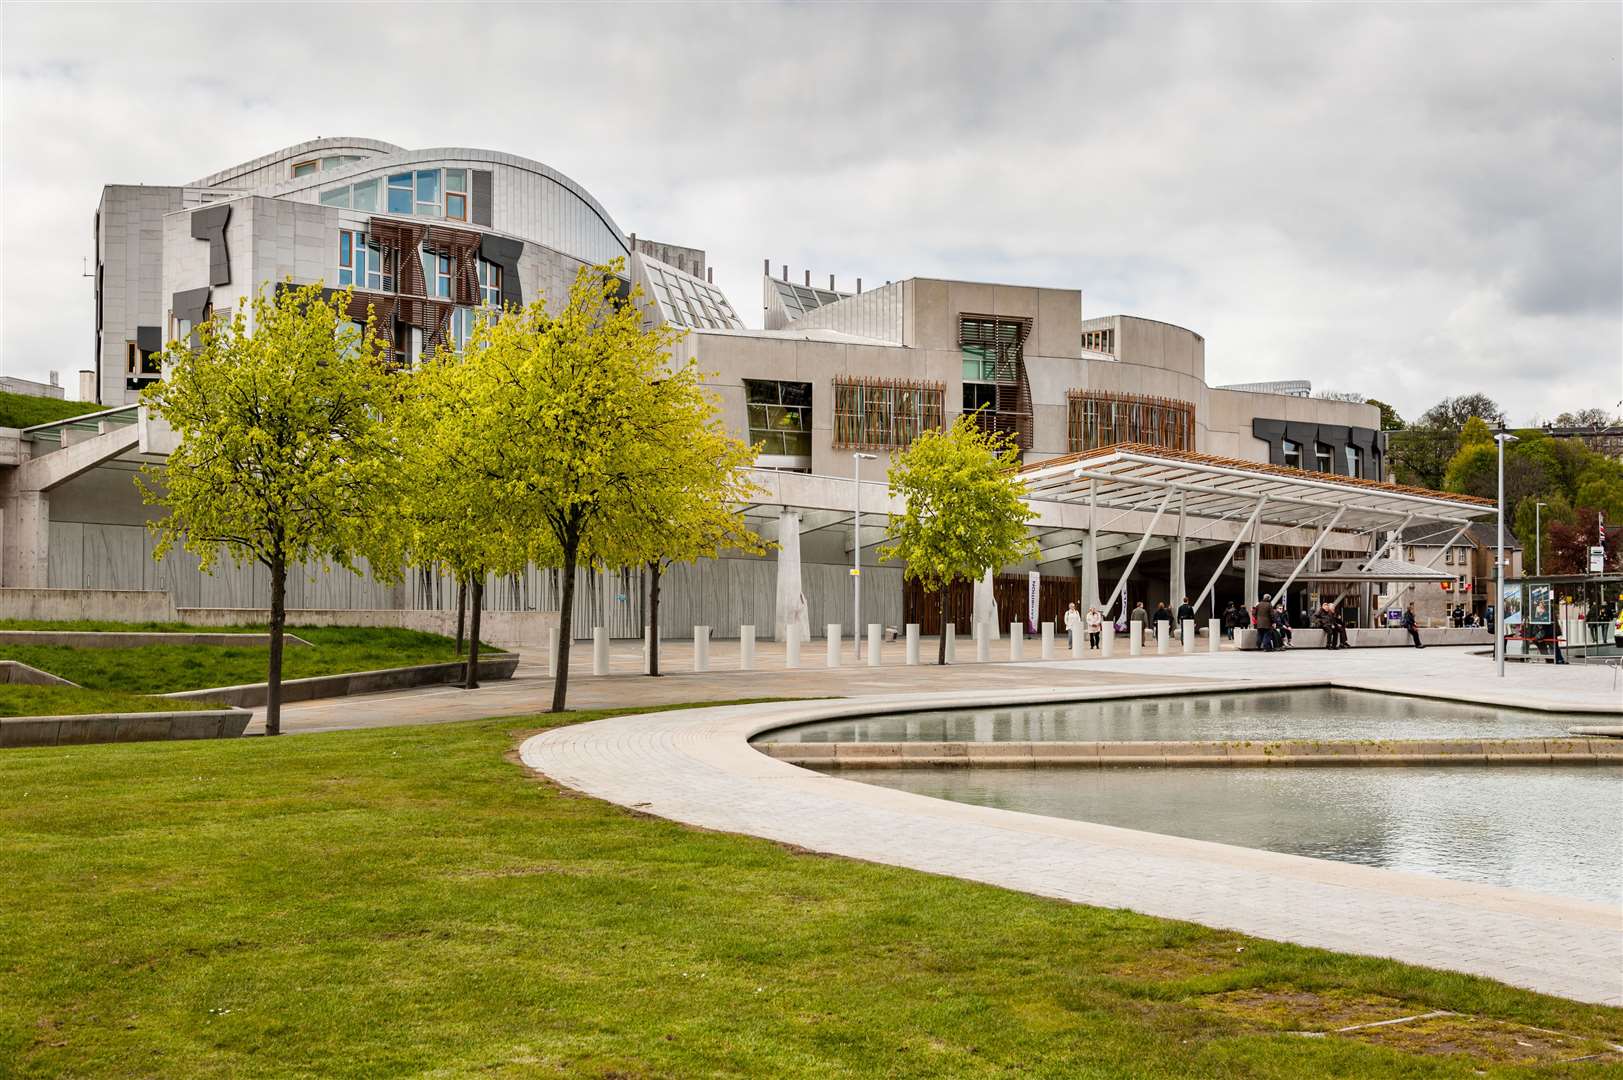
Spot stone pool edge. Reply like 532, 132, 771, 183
520, 680, 1623, 1007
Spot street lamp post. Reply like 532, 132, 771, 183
1495, 431, 1519, 678
1534, 500, 1547, 576
852, 452, 878, 661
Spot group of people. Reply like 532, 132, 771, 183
1447, 603, 1487, 629
1061, 595, 1204, 651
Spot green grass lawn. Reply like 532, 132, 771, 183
0, 685, 217, 717
0, 390, 104, 429
0, 625, 499, 694
1, 705, 1616, 1078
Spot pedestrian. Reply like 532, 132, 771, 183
1274, 602, 1293, 648
1175, 595, 1196, 636
1252, 593, 1275, 652
1086, 605, 1103, 650
1129, 601, 1149, 644
1402, 603, 1423, 648
1063, 602, 1082, 652
1151, 602, 1173, 643
1220, 601, 1236, 639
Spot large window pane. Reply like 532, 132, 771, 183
351, 178, 380, 212
444, 168, 467, 192
415, 170, 440, 203
319, 186, 350, 208
387, 184, 412, 215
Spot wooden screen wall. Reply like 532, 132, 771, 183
903, 573, 1079, 635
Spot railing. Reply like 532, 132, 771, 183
19, 403, 140, 442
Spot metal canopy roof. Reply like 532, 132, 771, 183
1251, 557, 1455, 583
1020, 444, 1496, 532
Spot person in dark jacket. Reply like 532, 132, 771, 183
1401, 604, 1423, 648
1176, 596, 1196, 628
1151, 603, 1173, 640
1252, 594, 1275, 651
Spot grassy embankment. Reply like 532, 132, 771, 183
0, 625, 496, 714
0, 390, 103, 429
1, 704, 1617, 1077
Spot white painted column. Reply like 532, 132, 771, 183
944, 623, 956, 663
1157, 623, 1170, 654
1182, 618, 1196, 654
1071, 622, 1084, 659
545, 626, 559, 678
785, 624, 800, 668
826, 624, 841, 668
692, 626, 710, 672
739, 625, 755, 670
592, 628, 609, 675
1040, 622, 1054, 659
1100, 623, 1115, 657
1009, 623, 1023, 661
905, 623, 920, 665
975, 625, 990, 662
1207, 618, 1221, 653
1129, 623, 1143, 656
867, 624, 882, 667
774, 508, 809, 643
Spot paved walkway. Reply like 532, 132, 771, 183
251, 637, 1622, 734
520, 689, 1623, 1006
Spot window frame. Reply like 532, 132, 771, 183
291, 159, 319, 178
1282, 439, 1302, 469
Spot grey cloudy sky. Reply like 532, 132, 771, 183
3, 2, 1619, 423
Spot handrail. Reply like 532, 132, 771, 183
19, 403, 139, 435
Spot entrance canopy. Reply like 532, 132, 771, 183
1253, 557, 1454, 584
1019, 444, 1496, 533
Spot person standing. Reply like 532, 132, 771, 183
1129, 601, 1149, 645
1176, 595, 1196, 632
1252, 593, 1275, 652
1063, 602, 1082, 652
1086, 606, 1103, 650
1402, 603, 1423, 648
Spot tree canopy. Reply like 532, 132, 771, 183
879, 414, 1037, 664
139, 282, 401, 734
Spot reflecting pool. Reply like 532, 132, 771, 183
854, 764, 1623, 905
758, 688, 1584, 745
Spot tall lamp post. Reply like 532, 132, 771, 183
1495, 431, 1519, 678
852, 452, 878, 661
1534, 500, 1547, 576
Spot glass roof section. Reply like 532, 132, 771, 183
770, 278, 850, 321
642, 256, 743, 330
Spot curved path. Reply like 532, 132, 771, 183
521, 683, 1623, 1006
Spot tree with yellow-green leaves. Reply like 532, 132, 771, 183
879, 413, 1037, 665
391, 326, 529, 690
139, 282, 402, 735
433, 259, 738, 710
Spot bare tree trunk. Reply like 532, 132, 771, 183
455, 575, 467, 655
938, 588, 949, 666
550, 540, 578, 713
464, 574, 484, 690
266, 551, 288, 736
647, 559, 661, 677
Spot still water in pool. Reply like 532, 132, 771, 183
758, 688, 1583, 744
854, 764, 1623, 905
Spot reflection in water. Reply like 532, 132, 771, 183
760, 688, 1580, 744
857, 765, 1623, 905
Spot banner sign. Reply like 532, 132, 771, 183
1590, 545, 1606, 573
1027, 571, 1040, 633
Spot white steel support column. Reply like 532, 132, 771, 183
1100, 490, 1175, 619
1274, 507, 1348, 601
1082, 479, 1101, 609
1194, 497, 1267, 614
1244, 538, 1260, 607
1169, 494, 1187, 608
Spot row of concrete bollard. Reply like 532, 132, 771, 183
563, 617, 1225, 674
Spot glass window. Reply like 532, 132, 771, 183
1345, 445, 1362, 478
743, 380, 812, 466
1066, 391, 1195, 453
478, 259, 502, 307
1283, 439, 1302, 469
291, 160, 318, 178
446, 307, 476, 352
420, 248, 451, 298
351, 178, 380, 212
964, 383, 998, 413
319, 186, 350, 208
1315, 443, 1333, 473
446, 193, 467, 221
337, 230, 356, 287
961, 345, 998, 382
444, 169, 467, 192
387, 173, 413, 215
415, 169, 440, 216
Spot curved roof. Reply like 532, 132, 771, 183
189, 137, 405, 188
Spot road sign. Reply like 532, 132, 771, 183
1590, 545, 1606, 573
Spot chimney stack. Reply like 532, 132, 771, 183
857, 278, 862, 293
707, 267, 714, 284
763, 258, 770, 275
782, 264, 788, 282
829, 274, 835, 291
804, 269, 810, 286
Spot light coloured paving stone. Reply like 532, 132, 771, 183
521, 689, 1623, 1007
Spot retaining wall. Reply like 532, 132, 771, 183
163, 653, 521, 708
1, 708, 251, 748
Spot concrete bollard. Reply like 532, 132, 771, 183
905, 623, 920, 665
739, 624, 755, 670
1009, 623, 1023, 662
1157, 623, 1170, 654
1101, 623, 1115, 657
975, 624, 991, 662
592, 627, 609, 675
693, 626, 710, 672
785, 624, 800, 668
1129, 623, 1143, 656
867, 623, 882, 667
1071, 621, 1085, 659
945, 623, 956, 663
545, 626, 559, 678
1208, 618, 1221, 653
1040, 621, 1054, 659
1182, 619, 1196, 654
826, 624, 841, 668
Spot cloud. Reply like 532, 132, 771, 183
3, 1, 1618, 423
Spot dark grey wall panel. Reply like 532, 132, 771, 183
136, 326, 162, 353
471, 171, 493, 227
1251, 418, 1384, 478
479, 234, 523, 308
190, 205, 232, 286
